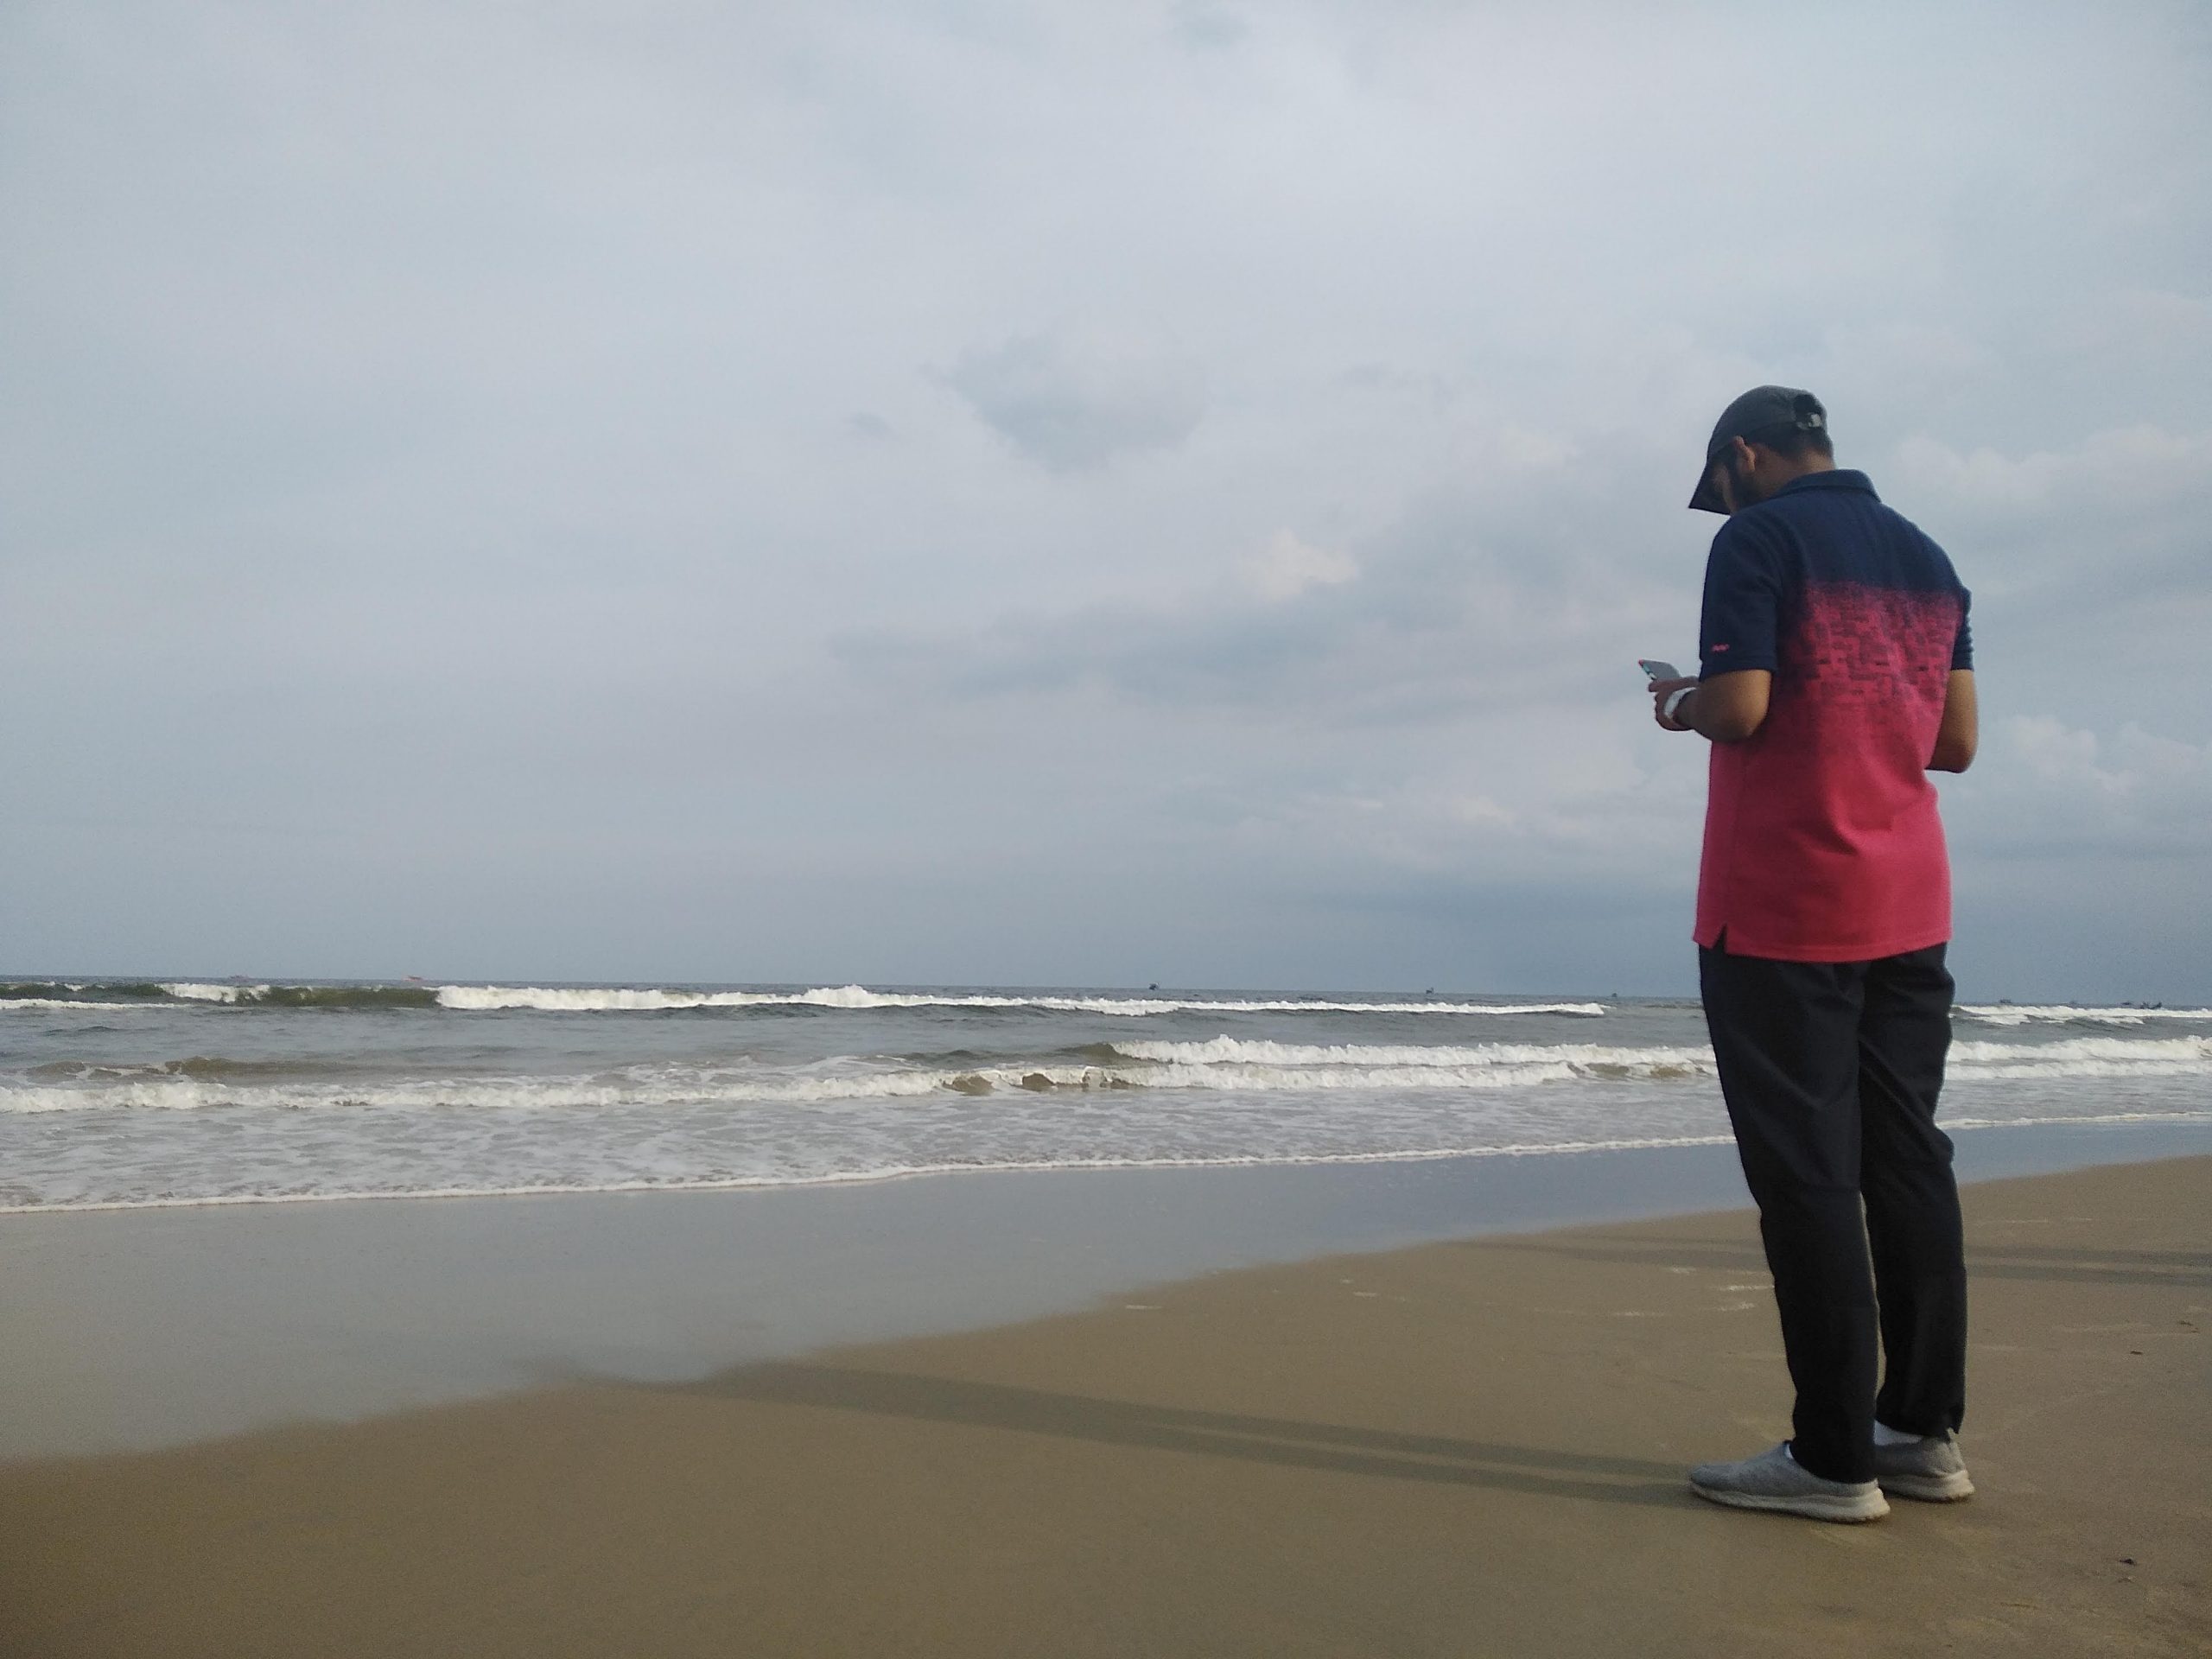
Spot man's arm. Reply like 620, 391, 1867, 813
1928, 670, 1977, 772
1652, 670, 1771, 742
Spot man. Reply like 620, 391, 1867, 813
1650, 385, 1979, 1524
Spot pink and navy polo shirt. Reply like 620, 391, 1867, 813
1694, 469, 1972, 963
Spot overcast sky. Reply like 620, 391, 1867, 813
3, 1, 2209, 999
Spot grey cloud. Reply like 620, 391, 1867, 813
1892, 423, 2212, 541
3, 1, 2209, 997
834, 435, 1694, 722
944, 327, 1206, 473
1172, 3, 1249, 51
1946, 717, 2212, 861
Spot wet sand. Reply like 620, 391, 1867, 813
9, 1119, 2205, 1465
3, 1154, 2206, 1656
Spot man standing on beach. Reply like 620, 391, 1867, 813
1649, 387, 1980, 1523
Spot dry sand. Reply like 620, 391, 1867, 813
3, 1156, 2206, 1657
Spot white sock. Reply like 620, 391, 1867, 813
1872, 1421, 1923, 1446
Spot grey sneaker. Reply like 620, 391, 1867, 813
1873, 1430, 1974, 1502
1688, 1442, 1889, 1522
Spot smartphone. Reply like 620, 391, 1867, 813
1638, 659, 1681, 683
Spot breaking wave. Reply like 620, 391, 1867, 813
11, 1033, 2205, 1116
1109, 1036, 1713, 1077
162, 982, 442, 1009
7, 985, 2205, 1031
0, 980, 1605, 1017
0, 982, 440, 1010
1957, 1004, 2212, 1028
0, 982, 175, 1010
1949, 1035, 2212, 1080
0, 1052, 1676, 1115
431, 985, 1610, 1017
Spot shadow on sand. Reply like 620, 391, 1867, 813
1468, 1231, 2212, 1289
647, 1362, 1692, 1510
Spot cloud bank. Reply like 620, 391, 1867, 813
2, 1, 2208, 999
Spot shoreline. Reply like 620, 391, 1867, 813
2, 1153, 2204, 1656
6, 1107, 2206, 1220
3, 1116, 2208, 1465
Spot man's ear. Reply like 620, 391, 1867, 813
1732, 435, 1780, 488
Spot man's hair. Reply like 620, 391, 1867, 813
1745, 420, 1834, 461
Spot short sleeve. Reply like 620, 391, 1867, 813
1950, 588, 1974, 671
1698, 520, 1782, 679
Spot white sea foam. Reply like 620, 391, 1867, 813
432, 984, 1609, 1018
7, 1109, 2207, 1216
9, 989, 2204, 1029
0, 998, 170, 1013
162, 982, 269, 1003
14, 1031, 2200, 1116
1958, 1004, 2211, 1027
0, 1135, 1754, 1214
1948, 1035, 2212, 1081
0, 1069, 961, 1115
11, 972, 2208, 1217
1113, 1037, 1713, 1071
0, 1052, 1689, 1115
1118, 1033, 2211, 1084
1951, 1036, 2212, 1064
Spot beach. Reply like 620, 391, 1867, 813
10, 3, 2209, 1651
3, 1145, 2205, 1657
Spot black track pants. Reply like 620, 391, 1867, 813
1699, 940, 1967, 1484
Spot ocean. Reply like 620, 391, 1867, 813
3, 980, 2209, 1212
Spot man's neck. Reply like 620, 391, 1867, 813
1773, 455, 1838, 488
1747, 455, 1837, 505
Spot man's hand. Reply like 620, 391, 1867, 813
1650, 676, 1699, 732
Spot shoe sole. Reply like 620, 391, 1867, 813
1878, 1471, 1975, 1503
1690, 1482, 1890, 1523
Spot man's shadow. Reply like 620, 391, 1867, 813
649, 1362, 1690, 1510
1471, 1230, 2212, 1288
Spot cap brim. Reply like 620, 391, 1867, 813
1688, 468, 1726, 513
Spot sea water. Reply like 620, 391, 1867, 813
3, 981, 2208, 1211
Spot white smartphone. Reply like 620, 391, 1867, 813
1638, 659, 1681, 683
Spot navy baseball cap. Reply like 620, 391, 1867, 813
1688, 385, 1827, 512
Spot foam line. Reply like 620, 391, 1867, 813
5, 1110, 2205, 1216
0, 1051, 1705, 1114
1958, 1004, 2212, 1027
10, 1033, 2209, 1114
432, 985, 1611, 1017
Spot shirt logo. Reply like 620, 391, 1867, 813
1711, 642, 1731, 652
